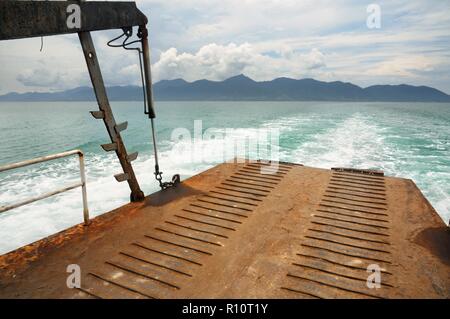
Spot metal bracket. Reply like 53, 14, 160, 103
115, 121, 128, 133
114, 173, 129, 182
90, 110, 104, 119
101, 143, 117, 152
127, 152, 138, 162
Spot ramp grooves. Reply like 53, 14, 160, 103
323, 194, 387, 206
173, 214, 237, 231
311, 220, 389, 236
216, 185, 267, 197
282, 170, 394, 298
119, 251, 193, 277
325, 189, 386, 201
104, 260, 180, 289
164, 221, 229, 238
286, 273, 382, 299
308, 228, 389, 245
313, 214, 389, 229
321, 199, 387, 211
210, 190, 263, 202
190, 203, 249, 217
221, 182, 271, 193
232, 174, 280, 184
291, 262, 393, 287
226, 178, 275, 189
88, 272, 156, 299
143, 234, 213, 255
81, 161, 293, 298
316, 209, 389, 223
132, 242, 203, 265
203, 194, 258, 206
183, 208, 244, 223
319, 203, 388, 216
197, 198, 254, 211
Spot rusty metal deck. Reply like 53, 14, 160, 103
0, 161, 449, 298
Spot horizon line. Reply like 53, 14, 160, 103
2, 74, 449, 96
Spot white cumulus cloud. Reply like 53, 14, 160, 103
1, 0, 449, 93
153, 43, 327, 82
17, 68, 62, 87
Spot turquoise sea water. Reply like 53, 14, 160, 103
0, 101, 449, 254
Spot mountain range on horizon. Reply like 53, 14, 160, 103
1, 74, 449, 102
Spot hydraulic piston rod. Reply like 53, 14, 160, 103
139, 26, 156, 119
139, 25, 179, 189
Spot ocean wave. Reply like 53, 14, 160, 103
0, 102, 448, 254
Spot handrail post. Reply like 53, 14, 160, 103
0, 149, 90, 225
78, 151, 90, 225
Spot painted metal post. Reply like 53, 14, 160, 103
0, 150, 90, 225
78, 152, 89, 225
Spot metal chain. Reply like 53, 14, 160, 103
107, 28, 180, 190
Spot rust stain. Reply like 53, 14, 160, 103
0, 161, 449, 298
0, 201, 144, 280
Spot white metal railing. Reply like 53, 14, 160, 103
0, 149, 89, 225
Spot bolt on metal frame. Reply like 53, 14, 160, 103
0, 150, 89, 225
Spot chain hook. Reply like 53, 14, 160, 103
154, 165, 180, 190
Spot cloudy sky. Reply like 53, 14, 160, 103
0, 0, 449, 94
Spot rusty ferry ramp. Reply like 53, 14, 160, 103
0, 161, 449, 299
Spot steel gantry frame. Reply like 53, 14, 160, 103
0, 1, 157, 201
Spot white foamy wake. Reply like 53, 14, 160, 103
290, 113, 393, 170
0, 113, 448, 254
288, 112, 449, 223
0, 126, 279, 254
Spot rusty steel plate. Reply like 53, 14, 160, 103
0, 161, 448, 298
